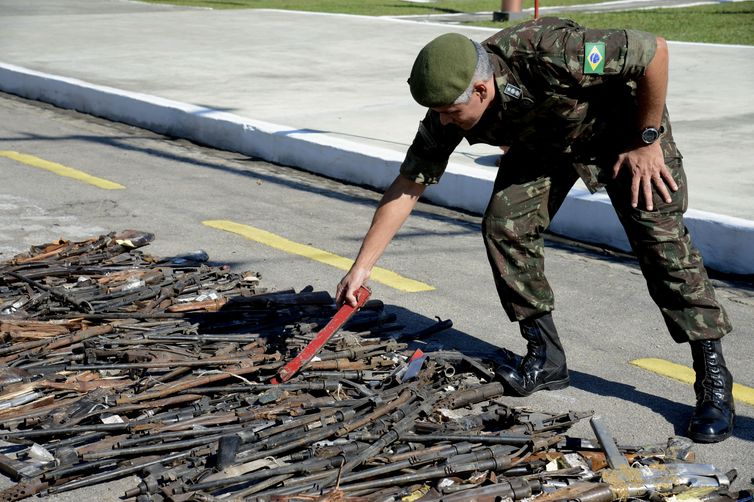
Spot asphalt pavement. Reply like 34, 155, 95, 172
0, 0, 753, 275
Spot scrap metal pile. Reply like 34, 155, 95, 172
0, 231, 747, 501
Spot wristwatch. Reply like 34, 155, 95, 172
640, 126, 664, 145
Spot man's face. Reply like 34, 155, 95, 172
431, 82, 491, 130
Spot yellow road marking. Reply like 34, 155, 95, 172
631, 357, 754, 406
203, 219, 434, 293
0, 150, 125, 190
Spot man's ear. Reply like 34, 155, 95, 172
473, 81, 489, 101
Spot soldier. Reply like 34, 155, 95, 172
335, 17, 735, 443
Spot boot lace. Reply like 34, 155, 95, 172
699, 342, 727, 405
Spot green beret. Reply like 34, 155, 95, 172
408, 33, 477, 108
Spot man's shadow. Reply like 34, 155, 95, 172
385, 304, 753, 443
191, 271, 752, 445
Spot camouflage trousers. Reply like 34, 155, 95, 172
481, 143, 732, 343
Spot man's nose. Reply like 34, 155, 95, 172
439, 113, 452, 126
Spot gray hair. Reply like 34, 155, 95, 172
453, 41, 493, 104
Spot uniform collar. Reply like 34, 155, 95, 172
490, 54, 527, 108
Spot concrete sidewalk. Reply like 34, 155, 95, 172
1, 0, 752, 274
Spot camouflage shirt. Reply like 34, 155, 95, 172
400, 17, 659, 192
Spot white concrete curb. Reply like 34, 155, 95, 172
2, 62, 752, 276
550, 189, 754, 275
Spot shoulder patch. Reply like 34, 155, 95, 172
584, 42, 606, 74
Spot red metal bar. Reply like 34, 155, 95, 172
272, 286, 371, 383
535, 0, 539, 19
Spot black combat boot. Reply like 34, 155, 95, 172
496, 313, 570, 397
687, 339, 735, 443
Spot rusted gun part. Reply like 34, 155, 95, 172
381, 441, 476, 464
0, 320, 73, 343
309, 357, 394, 371
272, 286, 370, 384
110, 229, 155, 250
341, 443, 515, 491
81, 431, 228, 461
336, 389, 413, 437
0, 458, 118, 501
0, 396, 87, 430
589, 415, 629, 469
395, 432, 552, 446
4, 272, 95, 314
115, 423, 249, 450
1, 423, 131, 441
182, 381, 343, 394
0, 477, 49, 502
184, 455, 346, 494
431, 404, 514, 432
10, 239, 72, 264
115, 363, 264, 405
67, 352, 278, 371
137, 410, 239, 434
426, 349, 496, 378
43, 458, 118, 482
533, 482, 614, 502
0, 324, 114, 361
440, 381, 506, 409
314, 340, 406, 362
64, 393, 205, 425
519, 410, 595, 434
235, 407, 342, 445
43, 451, 189, 495
334, 455, 516, 495
336, 442, 479, 484
311, 393, 439, 491
0, 453, 37, 481
226, 472, 298, 499
165, 297, 228, 313
235, 408, 360, 464
430, 476, 542, 502
299, 370, 389, 382
7, 230, 148, 265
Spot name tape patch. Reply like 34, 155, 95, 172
503, 83, 522, 99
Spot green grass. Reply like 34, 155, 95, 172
143, 0, 754, 45
475, 2, 754, 45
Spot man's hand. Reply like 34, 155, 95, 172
616, 35, 675, 212
612, 142, 677, 211
334, 175, 426, 307
336, 266, 371, 307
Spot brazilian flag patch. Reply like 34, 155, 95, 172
584, 42, 606, 74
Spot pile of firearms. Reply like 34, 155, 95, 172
0, 231, 747, 501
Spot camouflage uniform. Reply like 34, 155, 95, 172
400, 17, 731, 343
